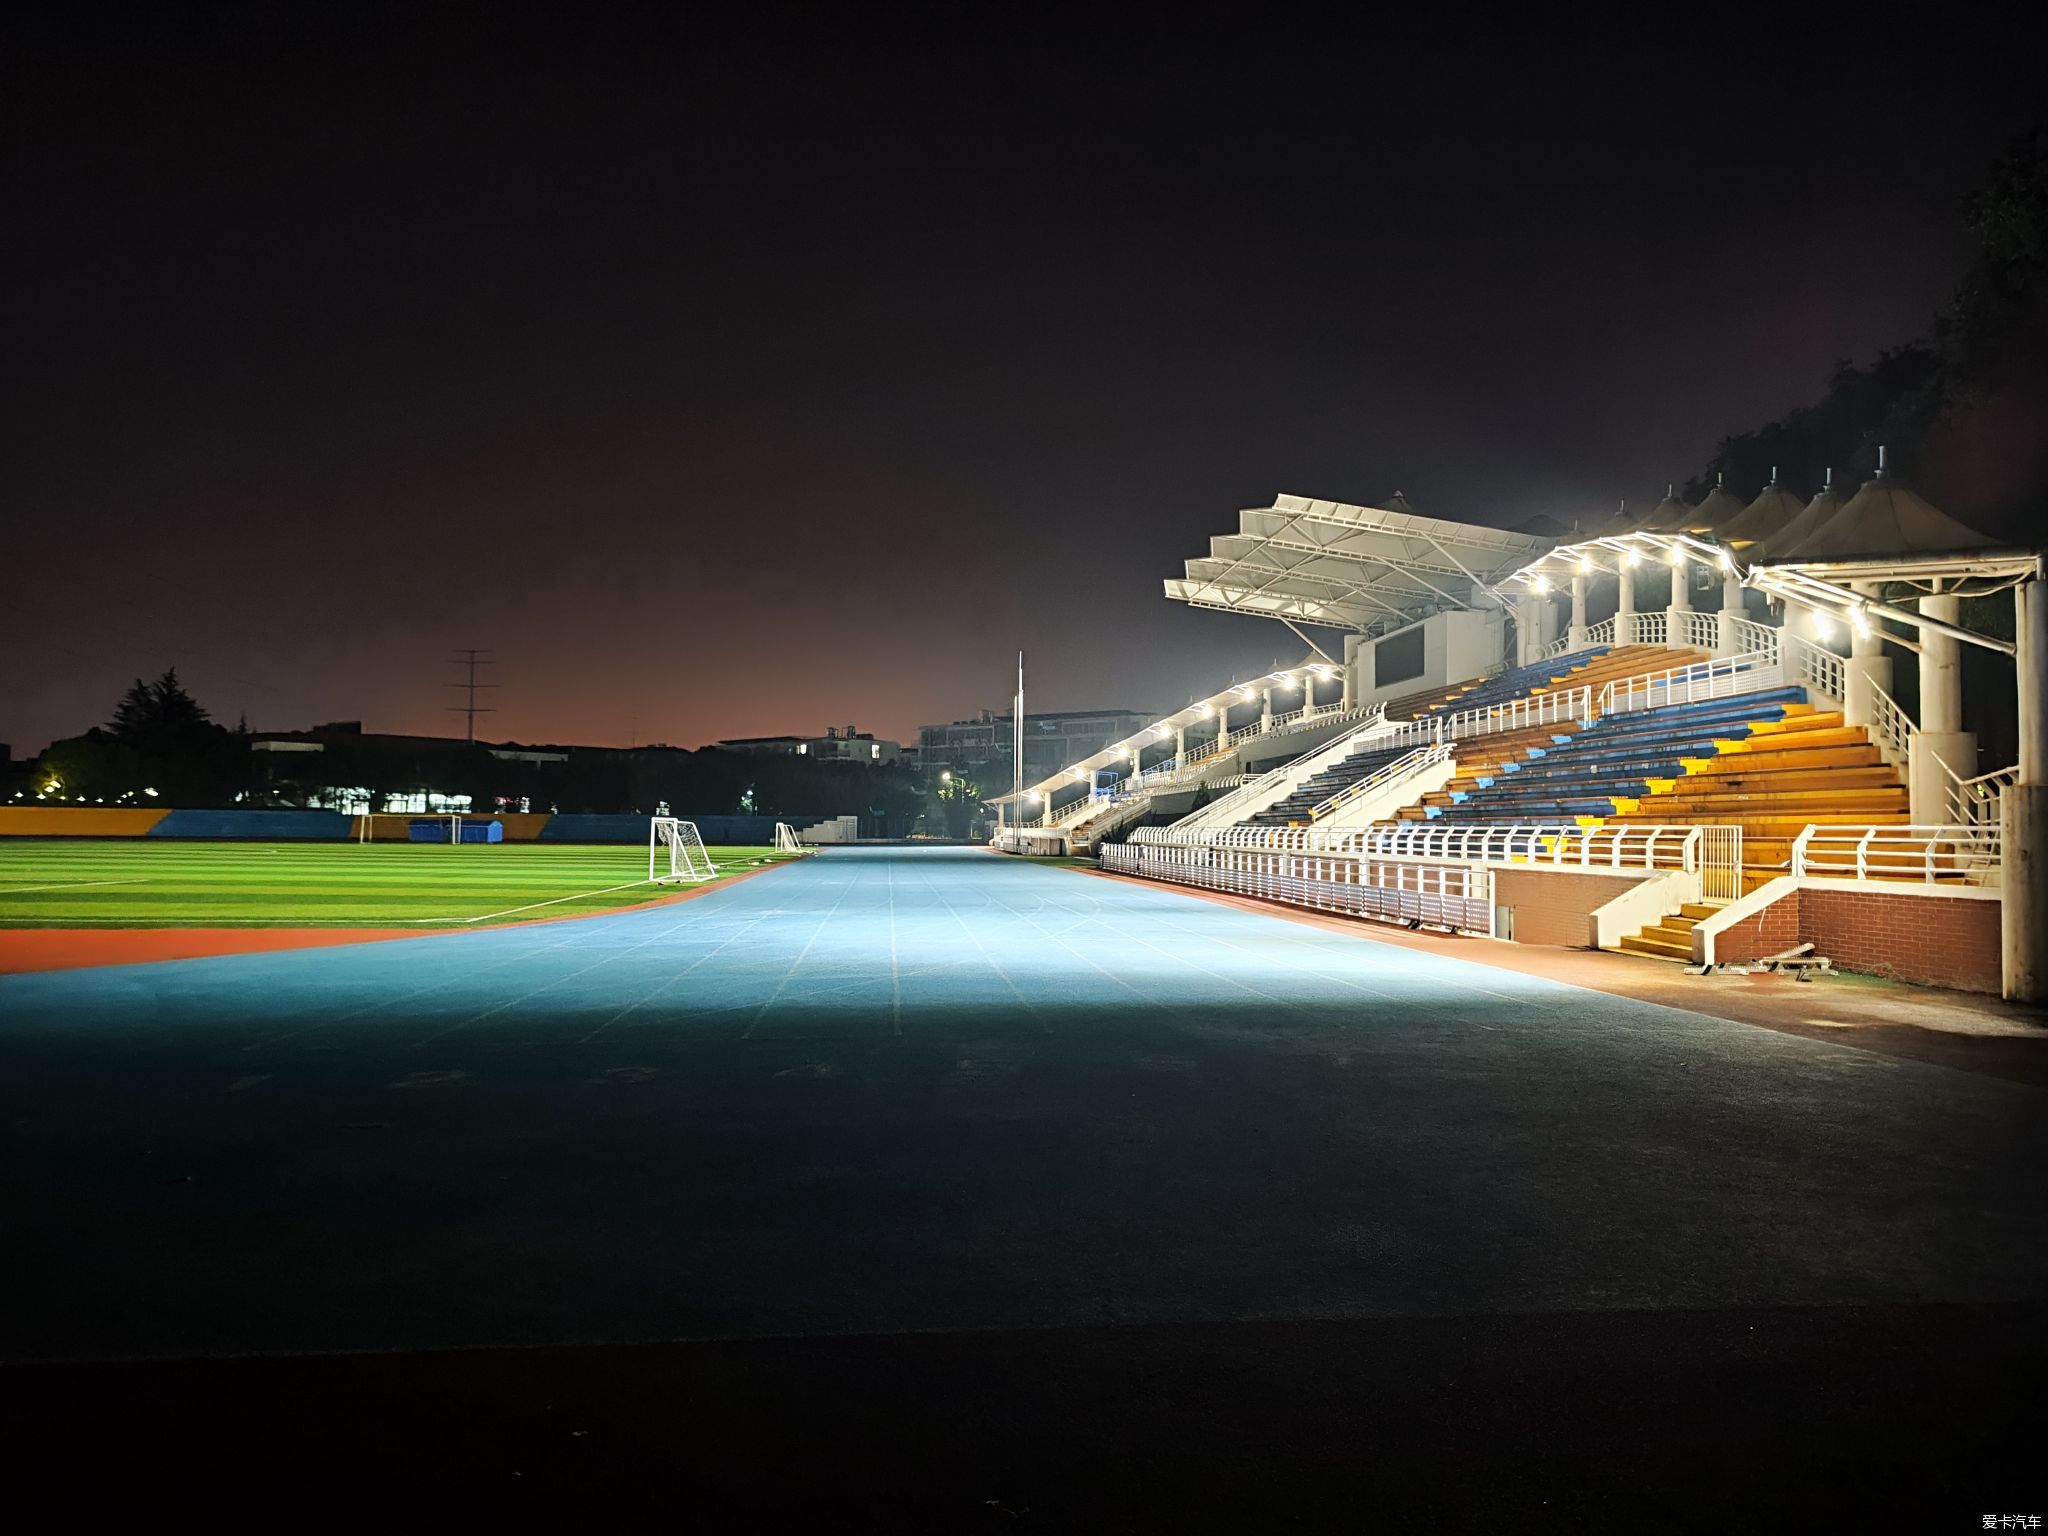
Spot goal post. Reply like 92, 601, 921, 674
649, 817, 717, 883
358, 813, 462, 844
773, 821, 809, 854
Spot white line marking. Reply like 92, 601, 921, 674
413, 879, 660, 925
0, 877, 150, 897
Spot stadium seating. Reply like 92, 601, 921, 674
1246, 741, 1424, 826
1377, 644, 1694, 723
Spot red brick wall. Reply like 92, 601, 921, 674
1710, 884, 2002, 993
1493, 869, 1653, 948
1799, 887, 2002, 994
1708, 888, 1802, 965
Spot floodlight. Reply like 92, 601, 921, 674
143, 787, 158, 797
1622, 548, 1637, 566
1531, 575, 1549, 593
1576, 556, 1592, 574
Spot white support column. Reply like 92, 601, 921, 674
1716, 561, 1745, 657
1840, 581, 1892, 730
1259, 688, 1274, 733
1342, 635, 1360, 710
1568, 571, 1589, 650
1909, 585, 1975, 824
1515, 595, 1540, 667
1616, 561, 1637, 647
2004, 569, 2048, 1002
1174, 724, 1187, 765
1666, 553, 1692, 643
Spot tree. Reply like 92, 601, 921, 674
935, 773, 981, 838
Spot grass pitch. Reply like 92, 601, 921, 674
0, 839, 797, 928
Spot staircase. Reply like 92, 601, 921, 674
1618, 901, 1720, 961
1248, 742, 1417, 826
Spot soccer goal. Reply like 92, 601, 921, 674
359, 813, 462, 844
773, 821, 810, 854
649, 817, 717, 883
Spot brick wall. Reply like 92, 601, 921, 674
1709, 883, 2002, 993
1493, 868, 1653, 948
1800, 886, 2002, 994
1707, 888, 1802, 965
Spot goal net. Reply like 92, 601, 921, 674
773, 821, 808, 854
649, 817, 717, 883
359, 813, 462, 844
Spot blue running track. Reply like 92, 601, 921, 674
2, 846, 2042, 1362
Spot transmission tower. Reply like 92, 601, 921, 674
445, 649, 499, 742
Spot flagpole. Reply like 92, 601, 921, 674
1013, 650, 1025, 819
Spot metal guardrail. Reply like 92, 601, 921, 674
1597, 651, 1781, 715
1866, 682, 1915, 770
1100, 840, 1494, 933
1669, 609, 1722, 651
1138, 819, 1710, 873
1166, 708, 1392, 834
1308, 741, 1453, 822
1790, 824, 2002, 885
1945, 763, 2017, 829
1783, 630, 1846, 705
1376, 685, 1593, 752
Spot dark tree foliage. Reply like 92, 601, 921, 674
1691, 128, 2048, 534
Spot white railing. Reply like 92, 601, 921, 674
1726, 616, 1781, 660
1585, 618, 1616, 646
1865, 682, 1916, 771
1100, 839, 1495, 933
1597, 651, 1782, 715
1670, 609, 1721, 651
1167, 708, 1394, 833
1309, 741, 1454, 822
1139, 819, 1708, 874
1376, 685, 1593, 751
1783, 631, 1845, 705
1629, 611, 1669, 646
1791, 824, 2002, 885
1945, 763, 2017, 830
1698, 825, 1744, 902
1349, 820, 1704, 873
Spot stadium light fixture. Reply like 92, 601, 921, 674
1621, 549, 1638, 566
940, 771, 952, 782
143, 787, 159, 797
1576, 556, 1592, 574
1531, 574, 1549, 593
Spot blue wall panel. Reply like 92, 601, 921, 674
538, 814, 833, 844
150, 810, 354, 840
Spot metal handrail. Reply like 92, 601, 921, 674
1790, 823, 2002, 885
1944, 762, 2017, 829
1308, 741, 1453, 822
1376, 685, 1593, 752
1166, 707, 1392, 833
1101, 839, 1495, 933
1782, 630, 1846, 706
1596, 651, 1780, 715
1865, 681, 1916, 770
1669, 609, 1722, 650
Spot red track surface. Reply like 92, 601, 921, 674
0, 861, 788, 976
0, 928, 433, 975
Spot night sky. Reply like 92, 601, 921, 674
4, 4, 2040, 756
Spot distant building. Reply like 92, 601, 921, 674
715, 726, 903, 764
918, 708, 1152, 782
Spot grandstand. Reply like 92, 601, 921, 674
997, 480, 2047, 1002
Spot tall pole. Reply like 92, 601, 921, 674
1013, 651, 1025, 816
444, 649, 497, 743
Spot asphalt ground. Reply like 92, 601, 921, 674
2, 846, 2042, 1525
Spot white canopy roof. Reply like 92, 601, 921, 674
1163, 493, 1555, 635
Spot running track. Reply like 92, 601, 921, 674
3, 845, 2040, 1365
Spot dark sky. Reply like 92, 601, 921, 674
3, 3, 2040, 755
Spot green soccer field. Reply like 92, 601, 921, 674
0, 839, 799, 928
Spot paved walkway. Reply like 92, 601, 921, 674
3, 846, 2042, 1363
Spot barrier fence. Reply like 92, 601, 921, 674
1790, 824, 2002, 885
1100, 839, 1495, 933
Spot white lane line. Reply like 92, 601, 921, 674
743, 858, 861, 1039
0, 877, 150, 896
411, 878, 661, 925
576, 910, 781, 1043
920, 865, 1051, 1033
887, 855, 902, 1035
